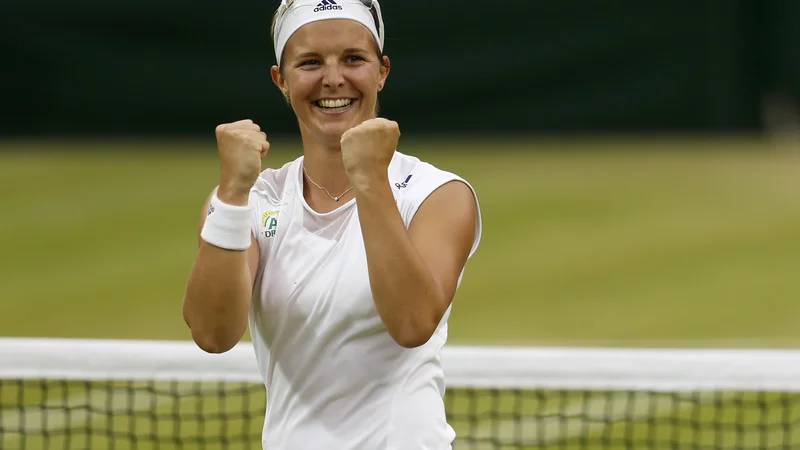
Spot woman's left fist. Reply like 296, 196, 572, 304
341, 118, 400, 181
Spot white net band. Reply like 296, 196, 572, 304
2, 338, 800, 391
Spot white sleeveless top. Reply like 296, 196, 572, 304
246, 151, 482, 450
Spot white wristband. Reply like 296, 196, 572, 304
200, 193, 252, 250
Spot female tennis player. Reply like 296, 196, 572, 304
182, 0, 482, 448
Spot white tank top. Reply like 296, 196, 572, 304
246, 151, 482, 450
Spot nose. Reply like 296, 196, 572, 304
321, 61, 345, 89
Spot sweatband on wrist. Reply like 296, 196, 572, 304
200, 194, 252, 251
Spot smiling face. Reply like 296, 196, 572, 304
271, 19, 390, 146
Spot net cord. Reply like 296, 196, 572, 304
2, 338, 800, 391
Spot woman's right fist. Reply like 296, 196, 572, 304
215, 119, 269, 204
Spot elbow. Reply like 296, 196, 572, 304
390, 321, 439, 349
198, 342, 236, 354
183, 303, 244, 354
184, 313, 242, 354
190, 328, 239, 354
386, 293, 450, 349
395, 334, 433, 349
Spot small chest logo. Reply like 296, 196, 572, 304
395, 174, 413, 189
261, 210, 279, 238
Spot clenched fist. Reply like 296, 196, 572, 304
215, 119, 269, 205
340, 118, 400, 185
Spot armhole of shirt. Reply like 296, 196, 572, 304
401, 169, 483, 260
249, 181, 275, 273
249, 187, 264, 243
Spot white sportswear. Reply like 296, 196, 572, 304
246, 150, 482, 450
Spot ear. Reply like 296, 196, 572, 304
271, 65, 290, 100
378, 55, 390, 90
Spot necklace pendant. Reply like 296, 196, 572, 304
333, 196, 340, 201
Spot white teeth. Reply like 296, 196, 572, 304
317, 98, 352, 109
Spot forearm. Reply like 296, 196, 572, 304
353, 175, 444, 347
183, 188, 254, 353
183, 244, 252, 353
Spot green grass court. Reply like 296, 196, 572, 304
1, 137, 800, 448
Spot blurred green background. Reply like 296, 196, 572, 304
2, 137, 799, 348
4, 0, 800, 447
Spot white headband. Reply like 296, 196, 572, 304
273, 0, 384, 65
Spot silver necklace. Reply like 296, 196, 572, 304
302, 165, 353, 202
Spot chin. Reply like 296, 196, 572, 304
299, 97, 377, 145
310, 111, 370, 141
312, 122, 351, 143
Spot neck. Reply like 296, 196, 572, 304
300, 130, 352, 201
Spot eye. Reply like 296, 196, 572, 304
346, 55, 365, 63
300, 59, 320, 67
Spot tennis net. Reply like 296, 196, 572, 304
1, 338, 800, 449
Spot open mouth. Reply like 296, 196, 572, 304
314, 98, 356, 113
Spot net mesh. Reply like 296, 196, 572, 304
2, 338, 800, 449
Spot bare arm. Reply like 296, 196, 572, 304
354, 177, 478, 348
182, 186, 260, 353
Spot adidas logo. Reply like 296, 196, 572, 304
314, 0, 343, 12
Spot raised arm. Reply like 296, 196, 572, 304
182, 119, 270, 353
355, 178, 477, 348
341, 118, 479, 348
182, 187, 261, 353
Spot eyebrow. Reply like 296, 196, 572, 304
294, 52, 321, 60
343, 47, 370, 54
293, 48, 370, 60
